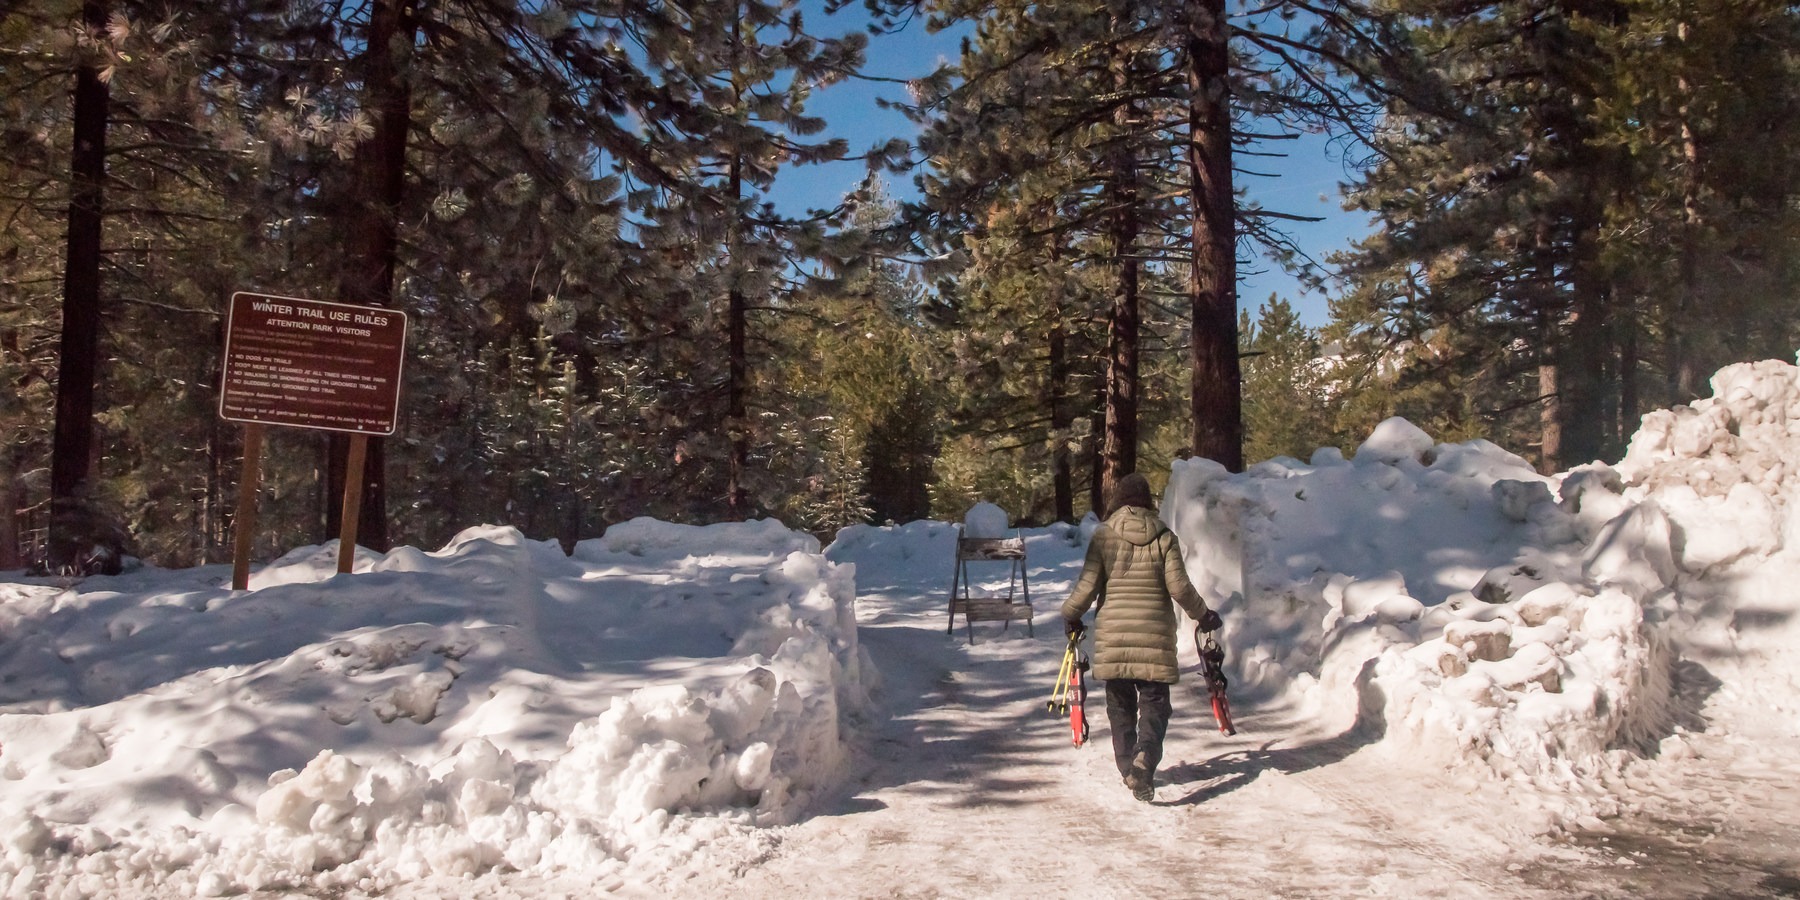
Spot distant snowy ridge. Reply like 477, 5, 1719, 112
1162, 354, 1800, 831
0, 520, 868, 897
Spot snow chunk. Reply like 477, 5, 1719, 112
962, 502, 1010, 539
1355, 417, 1435, 465
1444, 620, 1512, 663
1657, 482, 1780, 574
1493, 480, 1554, 523
1582, 502, 1678, 599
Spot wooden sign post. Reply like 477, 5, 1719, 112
337, 434, 369, 574
230, 422, 264, 590
218, 291, 409, 589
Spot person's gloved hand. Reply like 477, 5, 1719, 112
1064, 618, 1086, 640
1196, 608, 1223, 633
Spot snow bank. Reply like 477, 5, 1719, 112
1611, 356, 1800, 735
1163, 371, 1800, 830
0, 520, 866, 897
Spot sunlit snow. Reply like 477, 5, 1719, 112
4, 356, 1800, 896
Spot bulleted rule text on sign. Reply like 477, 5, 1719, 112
219, 291, 409, 435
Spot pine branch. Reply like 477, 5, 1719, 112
115, 295, 221, 318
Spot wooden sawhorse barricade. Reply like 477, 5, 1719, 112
948, 529, 1034, 643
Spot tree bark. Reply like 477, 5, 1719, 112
1558, 190, 1608, 467
1668, 17, 1702, 405
1, 447, 21, 570
725, 12, 751, 521
1527, 203, 1564, 473
1535, 270, 1564, 474
326, 0, 417, 552
48, 0, 112, 571
1089, 376, 1106, 516
1186, 0, 1243, 473
1619, 298, 1639, 449
1539, 358, 1561, 474
1100, 31, 1141, 503
1048, 319, 1074, 524
1100, 225, 1140, 503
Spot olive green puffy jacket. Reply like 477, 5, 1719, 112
1060, 506, 1213, 683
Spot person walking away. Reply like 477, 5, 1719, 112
1061, 472, 1222, 802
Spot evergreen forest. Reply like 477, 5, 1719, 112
4, 0, 1798, 572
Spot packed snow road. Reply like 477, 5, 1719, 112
662, 547, 1800, 900
677, 623, 1534, 897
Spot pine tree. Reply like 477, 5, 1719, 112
629, 0, 866, 520
889, 0, 1427, 486
1240, 297, 1338, 463
4, 0, 274, 569
6, 0, 833, 564
903, 0, 1176, 511
1606, 0, 1800, 411
44, 0, 114, 571
1338, 0, 1800, 469
779, 182, 945, 525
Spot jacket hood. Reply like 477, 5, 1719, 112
1106, 505, 1167, 546
1107, 473, 1154, 516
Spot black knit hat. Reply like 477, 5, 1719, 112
1108, 473, 1153, 515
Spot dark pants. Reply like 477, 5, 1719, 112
1104, 679, 1172, 779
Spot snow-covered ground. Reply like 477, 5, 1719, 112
0, 520, 869, 896
4, 357, 1800, 897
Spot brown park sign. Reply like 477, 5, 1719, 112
219, 291, 409, 435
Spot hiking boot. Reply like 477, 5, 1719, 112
1125, 751, 1154, 802
1124, 766, 1153, 802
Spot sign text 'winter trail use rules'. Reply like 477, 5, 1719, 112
220, 291, 409, 434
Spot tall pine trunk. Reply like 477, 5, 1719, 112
48, 0, 111, 571
1186, 0, 1242, 472
1538, 291, 1562, 473
2, 446, 21, 570
1048, 319, 1074, 523
724, 13, 751, 521
1538, 360, 1561, 473
327, 0, 417, 551
1100, 31, 1141, 503
1558, 191, 1608, 467
1666, 17, 1702, 405
1559, 288, 1606, 466
1044, 228, 1074, 522
1528, 215, 1563, 473
1618, 301, 1640, 447
1547, 3, 1619, 468
1089, 376, 1106, 516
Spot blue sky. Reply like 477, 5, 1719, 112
783, 3, 1370, 327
